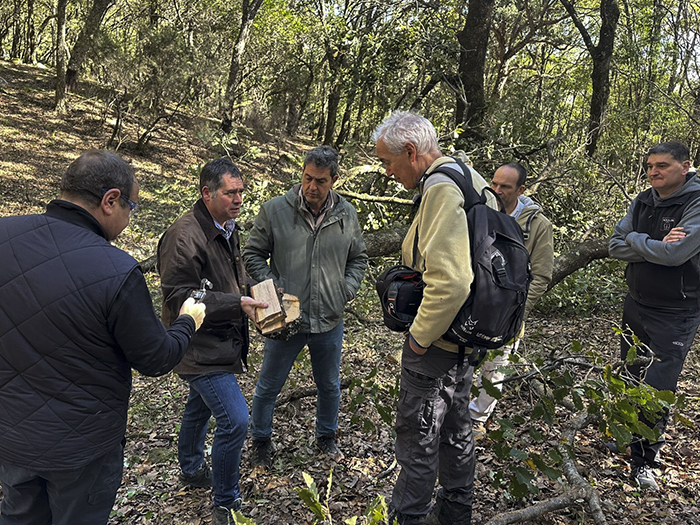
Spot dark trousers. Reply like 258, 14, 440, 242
0, 442, 124, 525
621, 294, 700, 466
392, 338, 475, 517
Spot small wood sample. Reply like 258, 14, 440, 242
250, 279, 285, 331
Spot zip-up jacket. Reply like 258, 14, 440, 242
610, 173, 700, 309
243, 185, 368, 333
514, 196, 554, 317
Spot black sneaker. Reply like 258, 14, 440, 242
178, 462, 211, 488
317, 434, 343, 458
251, 438, 275, 469
212, 498, 242, 525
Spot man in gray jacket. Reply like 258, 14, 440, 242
610, 141, 700, 491
243, 145, 367, 466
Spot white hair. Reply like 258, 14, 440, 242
372, 111, 440, 155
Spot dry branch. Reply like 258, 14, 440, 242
484, 487, 590, 525
275, 378, 352, 406
335, 189, 413, 206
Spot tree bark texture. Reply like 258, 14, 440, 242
559, 0, 619, 157
456, 0, 495, 132
66, 0, 114, 92
221, 0, 264, 133
23, 0, 36, 64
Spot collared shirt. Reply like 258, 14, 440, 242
298, 187, 334, 229
214, 218, 236, 240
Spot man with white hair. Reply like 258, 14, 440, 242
373, 111, 497, 525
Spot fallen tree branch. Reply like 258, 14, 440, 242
335, 189, 413, 206
484, 486, 590, 525
549, 237, 610, 290
276, 378, 352, 406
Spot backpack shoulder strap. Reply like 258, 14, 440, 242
424, 160, 480, 210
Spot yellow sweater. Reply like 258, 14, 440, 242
402, 157, 496, 352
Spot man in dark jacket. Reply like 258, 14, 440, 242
610, 141, 700, 491
158, 157, 267, 525
0, 149, 205, 525
243, 145, 367, 466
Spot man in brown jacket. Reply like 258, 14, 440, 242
157, 157, 266, 525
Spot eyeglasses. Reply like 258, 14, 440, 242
120, 194, 139, 217
102, 188, 139, 217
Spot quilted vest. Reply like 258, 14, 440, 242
0, 203, 139, 470
626, 188, 700, 309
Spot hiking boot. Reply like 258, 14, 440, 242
212, 499, 242, 525
386, 506, 428, 524
317, 434, 344, 458
632, 464, 659, 491
179, 462, 211, 488
251, 438, 275, 470
426, 492, 472, 525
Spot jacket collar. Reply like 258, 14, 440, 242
45, 200, 108, 239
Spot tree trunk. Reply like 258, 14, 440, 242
456, 0, 495, 134
559, 0, 619, 157
11, 0, 22, 60
323, 81, 342, 146
285, 64, 313, 135
54, 0, 68, 113
221, 0, 264, 133
23, 0, 36, 64
140, 227, 610, 288
335, 89, 356, 148
66, 0, 114, 92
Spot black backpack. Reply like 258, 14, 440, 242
376, 159, 531, 364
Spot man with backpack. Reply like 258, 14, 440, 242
373, 111, 499, 525
469, 162, 554, 434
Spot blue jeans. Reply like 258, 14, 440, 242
178, 373, 248, 508
251, 322, 344, 440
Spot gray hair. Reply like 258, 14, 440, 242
304, 145, 339, 178
372, 111, 440, 155
60, 149, 135, 205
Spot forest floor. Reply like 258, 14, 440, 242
2, 60, 700, 525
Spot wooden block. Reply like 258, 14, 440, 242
250, 279, 285, 326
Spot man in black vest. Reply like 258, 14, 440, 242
0, 149, 205, 525
610, 141, 700, 491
